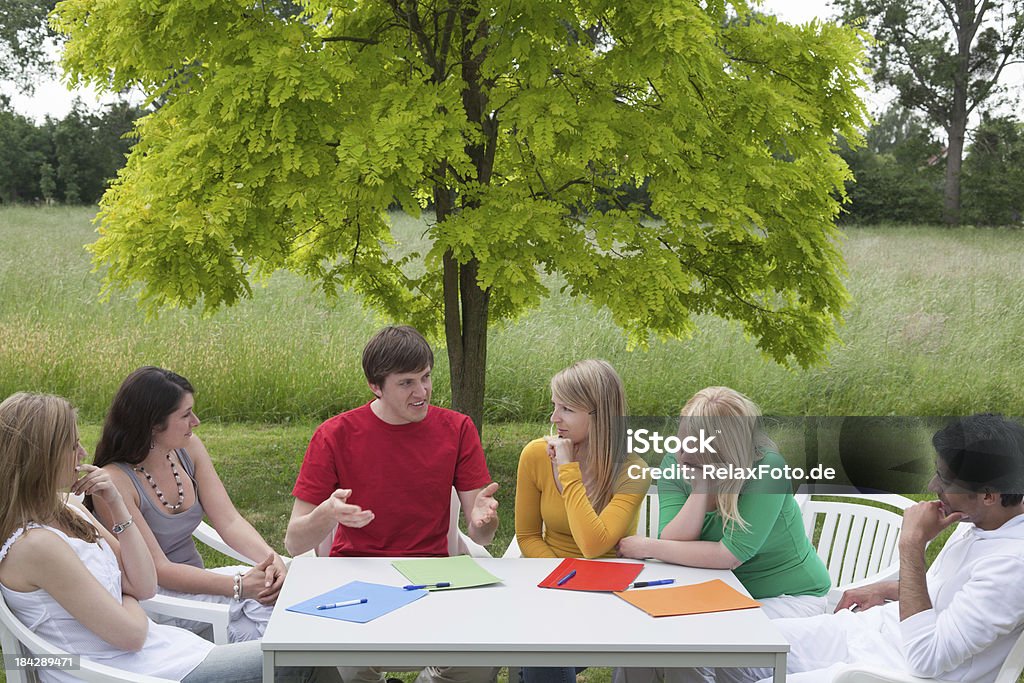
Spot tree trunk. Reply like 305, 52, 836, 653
943, 0, 974, 226
442, 251, 490, 432
943, 123, 965, 226
432, 173, 489, 431
439, 3, 494, 432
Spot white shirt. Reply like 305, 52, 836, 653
0, 521, 214, 683
898, 514, 1024, 680
775, 514, 1024, 683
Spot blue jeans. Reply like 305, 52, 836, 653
520, 666, 586, 683
182, 640, 340, 682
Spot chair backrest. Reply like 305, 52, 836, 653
635, 485, 660, 538
0, 590, 174, 683
833, 622, 1024, 683
994, 623, 1024, 683
801, 493, 918, 603
448, 488, 492, 558
0, 589, 32, 683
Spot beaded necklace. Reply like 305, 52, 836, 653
134, 452, 185, 511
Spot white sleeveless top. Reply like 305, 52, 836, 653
0, 515, 214, 683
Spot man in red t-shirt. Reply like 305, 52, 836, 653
285, 325, 500, 683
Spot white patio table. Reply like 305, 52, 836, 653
261, 557, 788, 682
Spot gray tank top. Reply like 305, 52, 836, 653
116, 449, 205, 568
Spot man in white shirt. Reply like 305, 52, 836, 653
740, 413, 1024, 683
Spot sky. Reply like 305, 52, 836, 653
4, 0, 847, 121
11, 0, 1018, 125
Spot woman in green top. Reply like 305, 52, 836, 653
616, 386, 829, 683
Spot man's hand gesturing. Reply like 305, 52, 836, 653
470, 482, 500, 528
324, 488, 374, 528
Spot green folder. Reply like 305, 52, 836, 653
391, 555, 503, 591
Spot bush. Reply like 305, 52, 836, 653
838, 106, 944, 224
962, 115, 1024, 226
0, 98, 143, 205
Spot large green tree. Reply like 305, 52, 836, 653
834, 0, 1024, 225
54, 0, 868, 428
0, 0, 57, 88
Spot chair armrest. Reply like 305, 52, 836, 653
192, 521, 257, 566
3, 597, 176, 683
833, 663, 955, 683
455, 530, 493, 558
141, 594, 231, 645
826, 566, 902, 611
65, 658, 180, 683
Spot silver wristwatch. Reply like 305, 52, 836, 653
111, 517, 134, 534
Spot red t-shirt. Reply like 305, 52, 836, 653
292, 402, 492, 557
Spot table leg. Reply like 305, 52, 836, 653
773, 652, 787, 682
262, 649, 275, 683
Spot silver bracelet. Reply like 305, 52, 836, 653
233, 572, 243, 601
111, 517, 134, 535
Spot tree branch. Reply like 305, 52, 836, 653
935, 0, 961, 32
321, 35, 379, 45
656, 236, 776, 316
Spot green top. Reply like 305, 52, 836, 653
657, 450, 830, 599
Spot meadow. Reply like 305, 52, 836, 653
2, 207, 1024, 682
2, 207, 1024, 426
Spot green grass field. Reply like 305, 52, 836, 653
2, 207, 1023, 424
2, 207, 1024, 682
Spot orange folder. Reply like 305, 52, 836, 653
614, 579, 761, 617
538, 558, 644, 592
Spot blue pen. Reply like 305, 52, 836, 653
403, 582, 451, 590
632, 579, 675, 588
316, 598, 368, 610
556, 569, 577, 586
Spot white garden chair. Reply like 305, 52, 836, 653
800, 492, 920, 609
140, 519, 264, 644
143, 487, 488, 643
831, 624, 1024, 683
0, 590, 175, 683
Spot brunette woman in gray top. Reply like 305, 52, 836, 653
91, 367, 286, 642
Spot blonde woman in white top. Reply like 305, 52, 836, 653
0, 392, 334, 683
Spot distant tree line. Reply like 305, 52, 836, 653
0, 97, 144, 204
839, 105, 1024, 226
2, 93, 1019, 227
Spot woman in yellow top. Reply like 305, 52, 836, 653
514, 359, 648, 683
515, 359, 649, 560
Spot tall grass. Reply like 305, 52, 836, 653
2, 207, 1023, 423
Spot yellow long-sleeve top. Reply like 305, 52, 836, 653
514, 438, 648, 559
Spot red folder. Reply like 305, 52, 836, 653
538, 558, 644, 592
